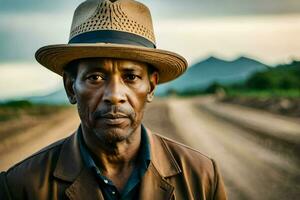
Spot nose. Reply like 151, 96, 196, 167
102, 76, 127, 105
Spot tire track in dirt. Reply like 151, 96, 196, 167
143, 99, 186, 143
167, 98, 300, 200
0, 108, 80, 171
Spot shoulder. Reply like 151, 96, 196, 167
153, 133, 218, 179
4, 137, 67, 189
152, 133, 227, 199
154, 133, 214, 164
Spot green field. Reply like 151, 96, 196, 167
0, 100, 69, 122
225, 89, 300, 98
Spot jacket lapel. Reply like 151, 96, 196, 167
65, 168, 104, 200
146, 128, 182, 177
53, 131, 82, 182
139, 163, 175, 200
53, 130, 104, 200
139, 128, 182, 200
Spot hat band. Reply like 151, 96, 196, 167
69, 30, 156, 48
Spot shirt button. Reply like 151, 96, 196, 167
112, 191, 116, 195
104, 179, 109, 184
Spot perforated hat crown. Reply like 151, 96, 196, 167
69, 0, 156, 47
35, 0, 188, 84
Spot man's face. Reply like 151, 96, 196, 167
64, 58, 157, 144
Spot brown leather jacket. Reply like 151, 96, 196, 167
0, 128, 227, 200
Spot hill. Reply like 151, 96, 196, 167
156, 56, 268, 95
28, 88, 69, 105
245, 61, 300, 90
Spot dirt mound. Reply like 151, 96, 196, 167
222, 97, 300, 118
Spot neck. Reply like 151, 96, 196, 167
82, 125, 142, 173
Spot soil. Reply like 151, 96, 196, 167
221, 96, 300, 118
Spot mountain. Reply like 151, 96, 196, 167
156, 56, 268, 95
28, 88, 69, 105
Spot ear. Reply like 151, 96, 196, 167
63, 72, 77, 104
147, 71, 159, 103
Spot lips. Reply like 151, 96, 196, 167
101, 113, 128, 119
97, 112, 129, 125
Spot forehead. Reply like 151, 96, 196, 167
76, 58, 149, 72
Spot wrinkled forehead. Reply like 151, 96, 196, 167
76, 58, 149, 73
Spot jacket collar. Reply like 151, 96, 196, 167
53, 126, 181, 199
140, 128, 181, 200
53, 129, 105, 200
53, 126, 181, 181
53, 129, 83, 182
65, 167, 105, 200
145, 127, 182, 177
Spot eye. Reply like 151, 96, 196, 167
124, 74, 140, 81
87, 74, 104, 82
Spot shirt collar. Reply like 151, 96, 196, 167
137, 125, 151, 168
78, 124, 151, 175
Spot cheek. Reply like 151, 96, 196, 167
74, 81, 103, 124
129, 83, 149, 118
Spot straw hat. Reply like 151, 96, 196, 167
35, 0, 188, 83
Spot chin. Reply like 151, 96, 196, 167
93, 127, 133, 144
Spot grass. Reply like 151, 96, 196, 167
165, 88, 300, 99
225, 89, 300, 98
0, 100, 70, 122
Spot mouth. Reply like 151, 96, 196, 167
97, 113, 129, 126
102, 113, 128, 119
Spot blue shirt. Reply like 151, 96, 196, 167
78, 125, 151, 200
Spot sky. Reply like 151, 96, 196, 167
1, 0, 300, 99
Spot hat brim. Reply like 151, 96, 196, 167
35, 43, 188, 84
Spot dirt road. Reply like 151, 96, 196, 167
1, 97, 299, 200
146, 99, 300, 200
0, 108, 80, 170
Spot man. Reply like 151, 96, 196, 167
0, 0, 227, 199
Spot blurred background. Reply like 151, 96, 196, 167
0, 0, 299, 199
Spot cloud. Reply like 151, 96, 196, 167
1, 0, 300, 99
0, 13, 72, 62
0, 0, 81, 13
1, 0, 300, 16
155, 14, 300, 65
0, 63, 61, 99
1, 0, 300, 63
143, 0, 300, 18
